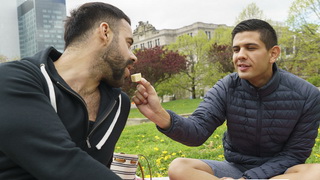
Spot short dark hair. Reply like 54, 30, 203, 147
64, 2, 131, 48
231, 19, 277, 50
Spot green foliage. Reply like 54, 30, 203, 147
207, 43, 234, 73
117, 123, 320, 177
307, 76, 320, 87
234, 3, 266, 25
166, 31, 217, 99
210, 26, 233, 45
129, 99, 202, 118
122, 46, 187, 97
281, 0, 320, 77
116, 122, 227, 177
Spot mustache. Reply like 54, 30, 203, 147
126, 59, 134, 66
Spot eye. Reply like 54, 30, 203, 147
233, 48, 239, 53
247, 45, 257, 50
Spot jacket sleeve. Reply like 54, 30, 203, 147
243, 87, 320, 179
157, 77, 229, 146
0, 62, 121, 180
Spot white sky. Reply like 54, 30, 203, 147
66, 0, 294, 30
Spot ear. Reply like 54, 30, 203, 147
269, 45, 281, 63
99, 22, 111, 43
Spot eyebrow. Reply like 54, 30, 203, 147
232, 43, 259, 48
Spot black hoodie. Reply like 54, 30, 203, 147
0, 47, 130, 179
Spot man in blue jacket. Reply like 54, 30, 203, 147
0, 2, 137, 179
133, 19, 320, 179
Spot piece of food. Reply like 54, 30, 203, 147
131, 73, 142, 82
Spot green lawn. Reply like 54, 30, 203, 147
116, 99, 320, 178
128, 98, 202, 118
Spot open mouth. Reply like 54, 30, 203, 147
238, 64, 250, 71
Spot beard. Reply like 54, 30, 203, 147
97, 36, 133, 88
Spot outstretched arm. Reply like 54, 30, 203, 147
132, 78, 171, 129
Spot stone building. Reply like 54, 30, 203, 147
132, 21, 229, 50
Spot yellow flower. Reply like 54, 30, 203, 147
154, 136, 160, 140
154, 147, 159, 151
218, 154, 224, 158
171, 153, 177, 156
116, 146, 121, 149
164, 155, 171, 160
162, 151, 168, 154
160, 139, 165, 142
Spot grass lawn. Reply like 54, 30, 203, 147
116, 99, 320, 178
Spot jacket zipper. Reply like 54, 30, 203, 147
86, 99, 117, 148
56, 82, 118, 148
256, 92, 262, 156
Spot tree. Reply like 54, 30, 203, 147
167, 31, 213, 99
122, 46, 187, 97
210, 26, 233, 45
207, 43, 234, 74
284, 0, 320, 80
235, 3, 266, 24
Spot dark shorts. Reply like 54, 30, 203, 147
201, 160, 258, 178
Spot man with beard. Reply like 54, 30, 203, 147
0, 2, 136, 179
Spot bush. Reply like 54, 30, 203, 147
307, 76, 320, 87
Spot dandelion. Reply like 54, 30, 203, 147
154, 147, 159, 151
164, 155, 171, 160
218, 154, 224, 158
156, 158, 162, 166
172, 152, 177, 156
160, 139, 165, 142
154, 136, 160, 140
315, 154, 320, 158
116, 146, 121, 149
162, 151, 168, 154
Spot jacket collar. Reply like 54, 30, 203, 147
240, 63, 280, 97
24, 46, 122, 100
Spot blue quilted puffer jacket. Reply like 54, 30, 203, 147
159, 64, 320, 179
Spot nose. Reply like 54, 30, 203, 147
130, 51, 138, 64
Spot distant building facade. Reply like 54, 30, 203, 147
0, 1, 20, 59
17, 0, 66, 58
132, 21, 228, 50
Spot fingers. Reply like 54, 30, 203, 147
138, 78, 156, 95
132, 78, 149, 105
133, 78, 155, 105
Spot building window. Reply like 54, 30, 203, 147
155, 39, 160, 46
205, 31, 211, 39
147, 41, 152, 48
140, 43, 145, 49
187, 32, 193, 37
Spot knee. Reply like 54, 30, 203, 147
168, 158, 188, 174
168, 158, 192, 179
308, 163, 320, 174
286, 163, 320, 174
